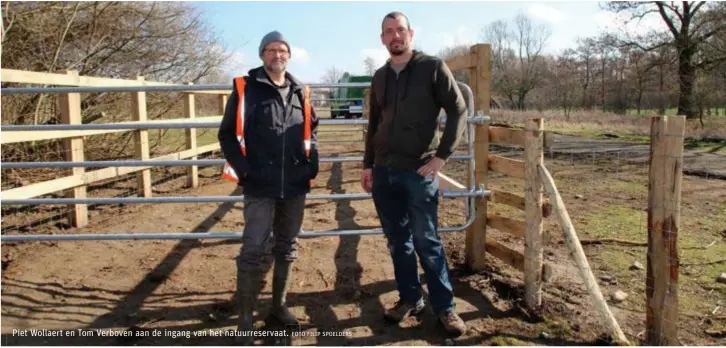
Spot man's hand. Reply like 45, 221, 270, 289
417, 157, 446, 179
360, 168, 373, 193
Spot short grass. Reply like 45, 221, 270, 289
490, 335, 534, 346
540, 316, 574, 338
304, 107, 726, 153
491, 109, 726, 153
551, 161, 726, 320
627, 108, 726, 117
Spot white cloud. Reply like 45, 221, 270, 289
527, 3, 569, 24
222, 50, 246, 75
291, 46, 311, 63
360, 48, 390, 68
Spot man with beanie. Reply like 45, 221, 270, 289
361, 12, 468, 336
218, 30, 319, 344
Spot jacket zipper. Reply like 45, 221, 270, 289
280, 88, 295, 199
390, 72, 400, 166
281, 129, 286, 198
281, 93, 287, 199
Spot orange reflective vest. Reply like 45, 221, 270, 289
221, 76, 313, 182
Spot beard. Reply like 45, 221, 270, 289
264, 60, 286, 73
387, 41, 408, 56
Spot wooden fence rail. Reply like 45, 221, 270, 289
445, 44, 549, 309
1, 69, 229, 226
1, 69, 367, 225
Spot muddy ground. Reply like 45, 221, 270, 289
1, 134, 725, 346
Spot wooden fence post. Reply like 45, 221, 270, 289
58, 70, 88, 227
524, 118, 544, 309
646, 115, 685, 346
184, 82, 198, 188
465, 43, 490, 270
218, 94, 228, 116
133, 76, 152, 197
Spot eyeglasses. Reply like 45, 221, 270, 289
264, 48, 289, 56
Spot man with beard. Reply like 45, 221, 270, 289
218, 30, 319, 344
360, 12, 468, 336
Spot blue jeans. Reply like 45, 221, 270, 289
371, 165, 455, 315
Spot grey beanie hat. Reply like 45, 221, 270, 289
259, 30, 291, 57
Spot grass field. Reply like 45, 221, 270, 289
489, 109, 726, 155
626, 108, 726, 117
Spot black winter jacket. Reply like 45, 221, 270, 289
218, 67, 319, 199
364, 50, 468, 170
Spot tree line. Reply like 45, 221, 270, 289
437, 2, 726, 121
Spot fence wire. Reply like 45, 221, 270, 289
534, 128, 725, 345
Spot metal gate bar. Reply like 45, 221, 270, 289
1, 154, 472, 169
3, 186, 487, 206
0, 217, 475, 242
0, 115, 488, 131
0, 185, 482, 242
1, 81, 487, 242
0, 82, 372, 95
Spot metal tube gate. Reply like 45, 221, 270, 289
0, 81, 490, 242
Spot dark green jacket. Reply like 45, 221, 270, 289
363, 50, 468, 171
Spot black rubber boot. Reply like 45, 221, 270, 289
235, 268, 264, 345
267, 257, 299, 326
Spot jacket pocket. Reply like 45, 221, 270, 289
287, 150, 316, 187
396, 123, 428, 158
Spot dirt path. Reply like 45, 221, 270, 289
2, 137, 723, 346
547, 134, 726, 179
0, 143, 594, 346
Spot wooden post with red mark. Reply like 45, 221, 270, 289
646, 115, 685, 346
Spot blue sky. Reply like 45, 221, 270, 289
195, 1, 662, 82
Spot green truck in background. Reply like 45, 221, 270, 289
330, 74, 372, 119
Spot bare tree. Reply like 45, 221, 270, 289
321, 66, 346, 107
1, 1, 233, 173
627, 49, 658, 115
322, 66, 344, 83
363, 56, 377, 75
437, 44, 471, 83
591, 34, 619, 111
481, 13, 551, 110
576, 38, 597, 110
549, 50, 580, 119
604, 1, 726, 118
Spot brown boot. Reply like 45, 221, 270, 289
438, 310, 466, 336
267, 257, 299, 326
383, 298, 426, 323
